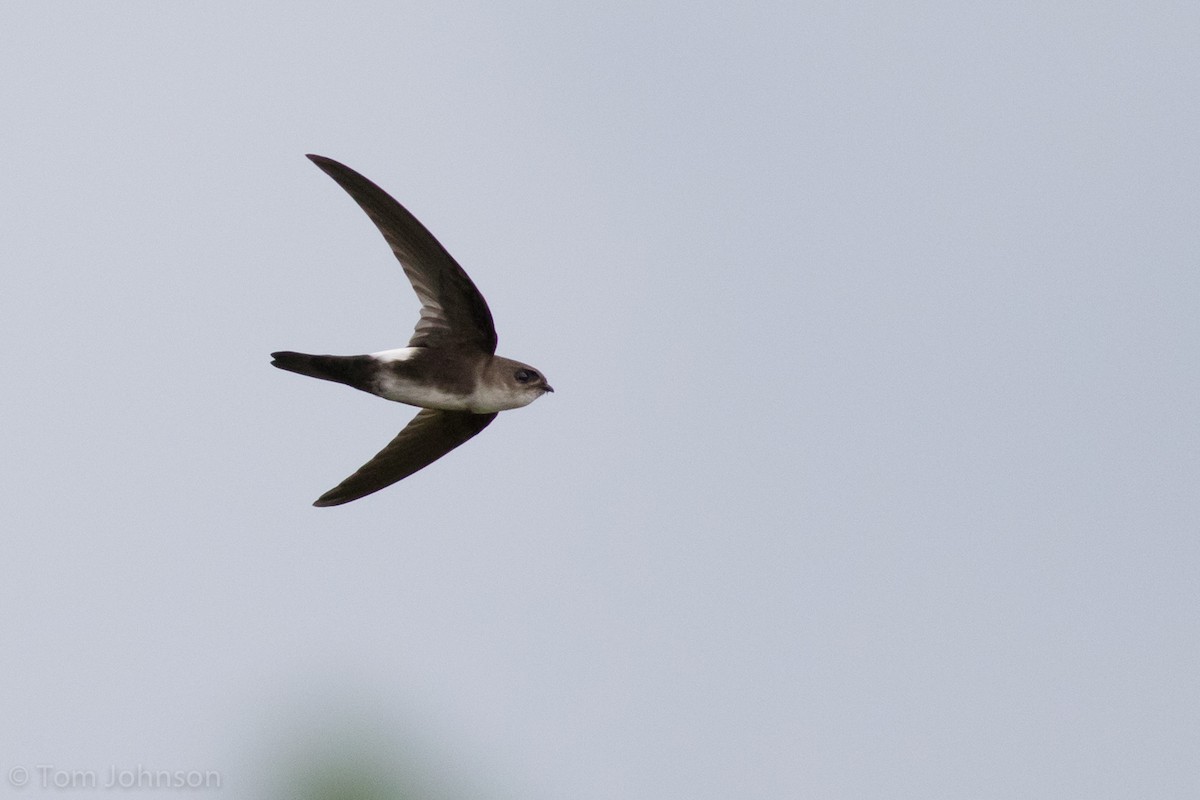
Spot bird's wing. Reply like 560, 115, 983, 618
313, 408, 498, 507
307, 154, 498, 353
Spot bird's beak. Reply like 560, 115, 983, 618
543, 385, 554, 393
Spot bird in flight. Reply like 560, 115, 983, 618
272, 155, 553, 506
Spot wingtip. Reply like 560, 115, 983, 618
313, 484, 364, 506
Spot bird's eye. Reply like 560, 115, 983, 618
515, 369, 534, 383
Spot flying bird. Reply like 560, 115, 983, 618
272, 155, 553, 506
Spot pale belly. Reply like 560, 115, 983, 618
372, 371, 474, 411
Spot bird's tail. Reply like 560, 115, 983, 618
270, 351, 377, 393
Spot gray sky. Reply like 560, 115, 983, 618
2, 3, 1198, 798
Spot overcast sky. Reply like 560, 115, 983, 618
2, 3, 1198, 799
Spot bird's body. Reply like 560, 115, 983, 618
272, 155, 552, 507
272, 348, 546, 414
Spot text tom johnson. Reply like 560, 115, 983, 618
31, 764, 222, 790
